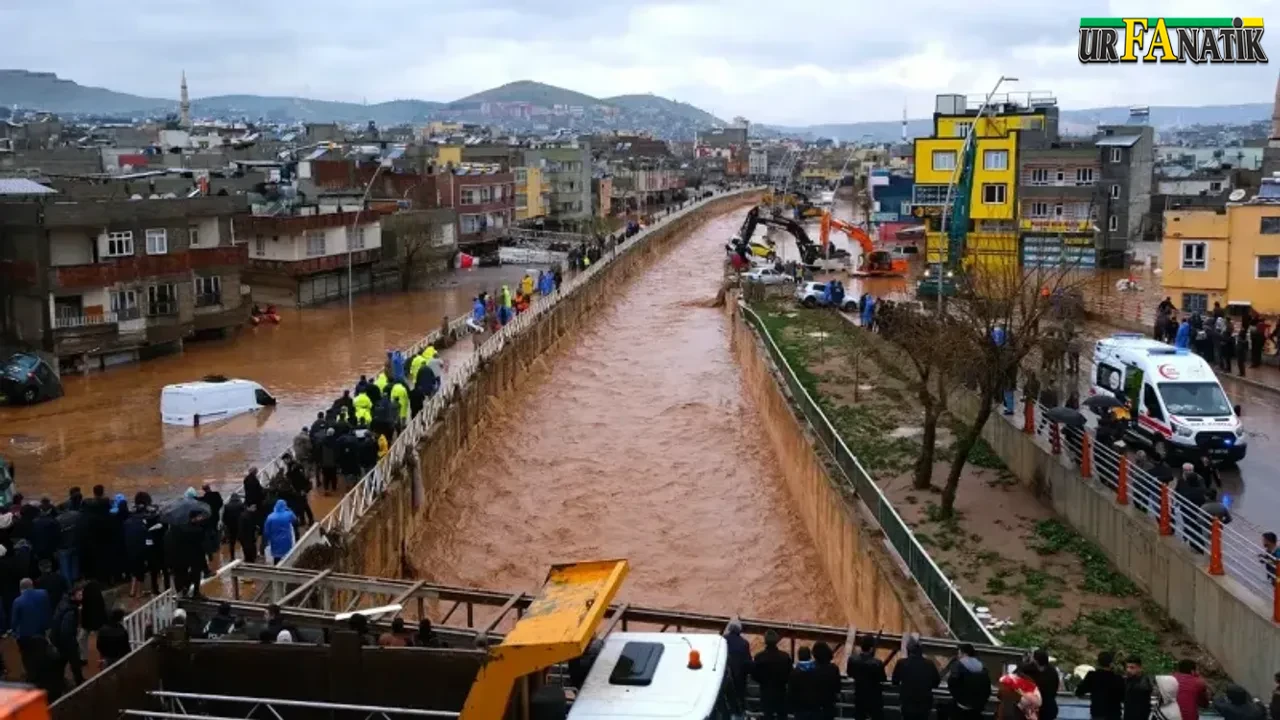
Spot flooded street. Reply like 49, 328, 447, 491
410, 210, 843, 623
0, 266, 532, 502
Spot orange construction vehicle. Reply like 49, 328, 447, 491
819, 212, 907, 277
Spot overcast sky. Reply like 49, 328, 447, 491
2, 0, 1278, 126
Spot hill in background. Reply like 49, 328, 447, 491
450, 80, 599, 108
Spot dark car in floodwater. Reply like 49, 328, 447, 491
0, 353, 63, 405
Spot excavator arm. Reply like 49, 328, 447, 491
819, 212, 906, 276
735, 206, 823, 265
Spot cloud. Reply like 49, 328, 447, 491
1, 0, 1277, 125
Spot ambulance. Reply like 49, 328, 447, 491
1091, 333, 1246, 463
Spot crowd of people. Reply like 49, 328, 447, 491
721, 627, 1280, 720
1162, 299, 1275, 378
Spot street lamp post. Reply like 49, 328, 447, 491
935, 75, 1019, 312
348, 158, 394, 311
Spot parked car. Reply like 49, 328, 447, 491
794, 282, 858, 311
0, 353, 63, 405
743, 267, 792, 285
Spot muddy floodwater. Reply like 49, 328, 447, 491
410, 210, 843, 623
0, 266, 532, 502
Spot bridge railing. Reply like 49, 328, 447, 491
739, 302, 998, 645
278, 186, 758, 566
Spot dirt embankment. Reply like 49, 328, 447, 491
751, 299, 1222, 680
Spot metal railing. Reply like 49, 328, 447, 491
124, 590, 179, 648
1014, 397, 1279, 608
739, 302, 998, 645
52, 307, 142, 328
277, 186, 758, 566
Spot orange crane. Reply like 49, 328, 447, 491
819, 212, 907, 277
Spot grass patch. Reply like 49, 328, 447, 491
1031, 520, 1137, 597
1067, 609, 1175, 674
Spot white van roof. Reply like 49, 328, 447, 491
162, 379, 263, 394
567, 632, 726, 720
1095, 334, 1217, 384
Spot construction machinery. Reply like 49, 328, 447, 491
730, 206, 850, 269
819, 212, 907, 277
917, 101, 980, 300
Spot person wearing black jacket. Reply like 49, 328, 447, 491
31, 501, 59, 565
1033, 649, 1061, 720
789, 646, 822, 720
812, 642, 843, 720
847, 633, 897, 720
947, 643, 993, 720
221, 494, 245, 560
237, 506, 260, 565
51, 585, 84, 687
723, 620, 752, 717
1076, 651, 1125, 720
55, 495, 86, 585
893, 636, 942, 720
96, 609, 131, 669
752, 630, 793, 720
1122, 656, 1153, 720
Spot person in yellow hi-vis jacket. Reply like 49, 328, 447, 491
390, 381, 410, 428
377, 433, 389, 459
353, 391, 373, 425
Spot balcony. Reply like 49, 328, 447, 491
1019, 218, 1096, 234
195, 292, 223, 309
52, 306, 142, 330
53, 246, 248, 290
248, 248, 381, 277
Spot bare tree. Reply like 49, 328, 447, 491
392, 215, 438, 291
932, 258, 1090, 517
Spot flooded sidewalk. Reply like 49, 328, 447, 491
0, 265, 533, 502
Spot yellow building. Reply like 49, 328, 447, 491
515, 166, 546, 221
1161, 196, 1280, 315
912, 93, 1057, 270
435, 145, 463, 169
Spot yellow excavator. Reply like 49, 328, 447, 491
761, 190, 823, 218
462, 559, 730, 720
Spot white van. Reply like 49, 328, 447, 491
567, 632, 730, 720
161, 376, 276, 427
1091, 334, 1245, 462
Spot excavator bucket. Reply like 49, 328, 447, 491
460, 560, 629, 720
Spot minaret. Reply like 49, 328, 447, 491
179, 71, 191, 129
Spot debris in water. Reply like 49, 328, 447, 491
806, 332, 830, 340
888, 426, 921, 439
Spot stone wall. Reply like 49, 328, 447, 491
303, 191, 761, 580
728, 302, 947, 636
949, 390, 1280, 699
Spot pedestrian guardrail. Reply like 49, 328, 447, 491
277, 186, 760, 567
738, 302, 999, 646
123, 589, 179, 648
1015, 397, 1279, 612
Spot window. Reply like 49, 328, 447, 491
931, 150, 956, 172
1258, 255, 1280, 279
1110, 184, 1121, 199
1181, 241, 1207, 270
983, 150, 1008, 171
105, 231, 134, 258
1075, 167, 1095, 184
1181, 292, 1208, 313
110, 289, 138, 315
145, 228, 167, 255
348, 227, 366, 250
1029, 168, 1050, 185
1260, 217, 1280, 234
188, 226, 201, 247
460, 187, 482, 205
1142, 385, 1165, 421
147, 283, 177, 316
195, 275, 222, 307
981, 183, 1006, 204
1209, 181, 1223, 192
1056, 169, 1065, 183
514, 168, 527, 184
1110, 148, 1123, 163
305, 232, 326, 257
1029, 202, 1049, 218
953, 121, 972, 138
460, 214, 482, 234
1108, 215, 1119, 232
1054, 203, 1064, 217
253, 236, 266, 258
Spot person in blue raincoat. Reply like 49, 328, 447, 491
822, 283, 834, 307
861, 294, 876, 327
472, 297, 485, 325
391, 351, 405, 383
1175, 317, 1192, 349
262, 499, 297, 564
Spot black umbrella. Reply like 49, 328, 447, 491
1082, 394, 1126, 412
160, 496, 211, 526
1043, 407, 1087, 427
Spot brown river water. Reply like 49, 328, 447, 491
0, 266, 532, 502
409, 210, 843, 623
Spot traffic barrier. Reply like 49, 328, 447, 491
1022, 402, 1034, 434
1079, 432, 1091, 479
1159, 484, 1173, 536
1209, 519, 1224, 576
1116, 455, 1129, 505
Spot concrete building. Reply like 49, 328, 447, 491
866, 169, 920, 244
592, 174, 612, 218
514, 165, 547, 221
1095, 121, 1156, 258
912, 91, 1060, 270
0, 194, 249, 372
436, 165, 515, 245
1017, 142, 1103, 269
239, 208, 386, 307
695, 127, 748, 176
1159, 177, 1280, 315
523, 142, 592, 220
749, 149, 768, 178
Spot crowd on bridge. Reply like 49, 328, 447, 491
722, 626, 1280, 720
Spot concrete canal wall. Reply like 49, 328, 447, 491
948, 390, 1280, 699
729, 302, 947, 637
297, 189, 761, 580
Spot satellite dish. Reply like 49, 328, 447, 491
1228, 189, 1246, 202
